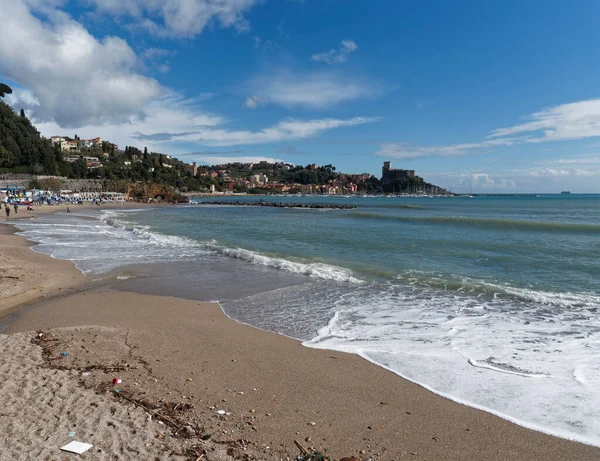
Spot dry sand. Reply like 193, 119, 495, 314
1, 212, 600, 460
0, 332, 190, 461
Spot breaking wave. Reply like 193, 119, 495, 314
101, 211, 360, 283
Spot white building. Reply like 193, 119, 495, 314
60, 140, 78, 152
250, 174, 268, 184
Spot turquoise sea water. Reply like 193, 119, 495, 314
13, 194, 600, 445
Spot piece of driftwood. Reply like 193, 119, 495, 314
294, 440, 309, 455
117, 392, 180, 430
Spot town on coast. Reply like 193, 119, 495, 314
1, 85, 449, 205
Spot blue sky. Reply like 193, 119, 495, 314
2, 0, 600, 192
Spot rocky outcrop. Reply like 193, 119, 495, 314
126, 182, 188, 203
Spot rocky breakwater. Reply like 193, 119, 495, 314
199, 201, 357, 209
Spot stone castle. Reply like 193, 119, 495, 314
381, 161, 415, 181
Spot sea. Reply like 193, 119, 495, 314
11, 194, 600, 446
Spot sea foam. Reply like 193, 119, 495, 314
304, 280, 600, 447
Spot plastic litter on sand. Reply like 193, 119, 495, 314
60, 441, 93, 454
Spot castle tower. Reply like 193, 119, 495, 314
382, 161, 391, 178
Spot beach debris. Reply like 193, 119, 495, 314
294, 440, 331, 461
308, 421, 316, 426
60, 351, 69, 357
216, 409, 231, 416
81, 371, 91, 377
112, 378, 122, 385
184, 425, 197, 436
67, 431, 76, 438
60, 441, 93, 455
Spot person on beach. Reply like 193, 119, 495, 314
66, 206, 71, 213
13, 203, 18, 214
5, 205, 10, 217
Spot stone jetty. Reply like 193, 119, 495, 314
198, 200, 357, 209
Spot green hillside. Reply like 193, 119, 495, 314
0, 86, 64, 175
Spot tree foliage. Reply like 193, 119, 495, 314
0, 83, 12, 98
0, 99, 62, 174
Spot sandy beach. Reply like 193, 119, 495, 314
0, 221, 86, 318
0, 202, 158, 317
1, 213, 600, 460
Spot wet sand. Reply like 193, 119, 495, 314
0, 224, 86, 318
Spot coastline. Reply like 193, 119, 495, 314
0, 202, 160, 318
1, 212, 600, 459
0, 222, 86, 319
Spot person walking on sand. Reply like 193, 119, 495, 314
13, 203, 18, 214
5, 205, 10, 218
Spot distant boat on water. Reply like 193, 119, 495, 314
561, 191, 571, 194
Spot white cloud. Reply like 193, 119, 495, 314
245, 70, 378, 110
535, 155, 600, 166
34, 95, 378, 151
33, 92, 223, 152
375, 98, 600, 161
85, 0, 260, 38
524, 167, 599, 178
374, 137, 522, 160
140, 47, 175, 73
423, 166, 600, 193
163, 116, 379, 147
140, 47, 173, 60
0, 0, 163, 127
489, 99, 600, 141
244, 95, 262, 109
419, 170, 515, 192
311, 40, 358, 64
